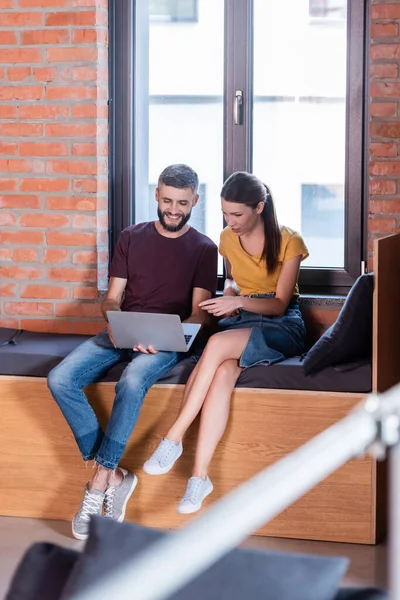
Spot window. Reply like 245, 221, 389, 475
109, 0, 367, 293
150, 0, 198, 22
309, 0, 347, 20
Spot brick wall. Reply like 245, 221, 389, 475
369, 0, 400, 269
0, 0, 399, 334
0, 0, 108, 334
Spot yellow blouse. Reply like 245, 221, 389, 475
219, 225, 309, 297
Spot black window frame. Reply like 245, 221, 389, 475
108, 0, 368, 295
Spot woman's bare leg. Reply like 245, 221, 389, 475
192, 359, 242, 479
166, 328, 251, 443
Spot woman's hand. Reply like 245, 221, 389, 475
199, 296, 243, 318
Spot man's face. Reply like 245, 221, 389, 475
156, 184, 199, 232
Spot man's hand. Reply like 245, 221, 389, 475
133, 344, 158, 354
199, 296, 243, 318
107, 323, 117, 348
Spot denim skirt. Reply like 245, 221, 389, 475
218, 294, 306, 368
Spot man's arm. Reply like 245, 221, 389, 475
101, 277, 128, 321
184, 287, 213, 325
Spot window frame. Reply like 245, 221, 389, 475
108, 0, 368, 295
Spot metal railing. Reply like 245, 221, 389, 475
74, 383, 400, 600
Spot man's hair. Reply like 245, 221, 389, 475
158, 164, 199, 193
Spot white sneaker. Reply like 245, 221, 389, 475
177, 476, 213, 514
143, 438, 183, 475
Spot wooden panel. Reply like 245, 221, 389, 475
373, 232, 400, 394
0, 376, 378, 543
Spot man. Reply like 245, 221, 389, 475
48, 164, 218, 540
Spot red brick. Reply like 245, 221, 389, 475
0, 12, 43, 26
73, 178, 108, 193
368, 217, 397, 233
0, 195, 41, 208
0, 265, 44, 279
72, 29, 108, 45
0, 106, 17, 118
369, 180, 397, 195
5, 302, 53, 316
370, 102, 397, 117
19, 105, 68, 119
46, 47, 98, 63
73, 250, 97, 264
369, 199, 400, 214
0, 86, 43, 101
0, 283, 16, 297
0, 179, 17, 191
72, 105, 108, 119
22, 29, 70, 45
0, 1, 14, 8
72, 215, 97, 229
0, 230, 44, 245
0, 48, 43, 63
46, 86, 97, 101
56, 303, 102, 318
61, 66, 106, 82
46, 196, 97, 210
20, 142, 68, 157
21, 285, 69, 299
44, 249, 69, 263
0, 249, 12, 261
0, 31, 17, 45
0, 212, 16, 226
73, 286, 98, 300
20, 178, 70, 192
47, 159, 105, 175
46, 123, 97, 138
370, 62, 399, 79
32, 67, 58, 82
0, 142, 17, 154
13, 248, 39, 262
0, 123, 43, 137
71, 0, 107, 6
72, 321, 104, 335
370, 161, 400, 176
19, 0, 69, 6
45, 10, 97, 26
370, 142, 397, 157
371, 4, 400, 19
46, 231, 96, 246
72, 142, 108, 156
20, 213, 70, 228
7, 67, 31, 82
371, 82, 400, 98
0, 318, 19, 329
21, 319, 72, 334
0, 158, 44, 173
371, 23, 399, 38
371, 122, 400, 138
370, 44, 400, 60
47, 268, 97, 283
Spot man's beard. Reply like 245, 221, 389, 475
157, 207, 192, 232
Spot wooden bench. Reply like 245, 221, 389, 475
1, 234, 400, 544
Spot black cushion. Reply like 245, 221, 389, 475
62, 517, 348, 600
5, 542, 80, 600
336, 589, 388, 600
303, 274, 374, 375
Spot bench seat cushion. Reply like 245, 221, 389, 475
0, 327, 371, 393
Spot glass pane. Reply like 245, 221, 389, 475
150, 0, 198, 22
252, 0, 347, 268
140, 0, 224, 272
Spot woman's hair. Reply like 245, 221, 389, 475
220, 171, 281, 273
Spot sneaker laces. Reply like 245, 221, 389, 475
104, 487, 115, 518
78, 490, 103, 522
151, 438, 174, 466
182, 477, 202, 504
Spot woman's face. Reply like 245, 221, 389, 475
221, 199, 263, 236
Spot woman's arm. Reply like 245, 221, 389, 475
199, 255, 302, 318
223, 258, 239, 297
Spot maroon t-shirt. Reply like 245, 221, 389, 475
109, 222, 218, 321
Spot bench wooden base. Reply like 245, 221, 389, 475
0, 375, 384, 544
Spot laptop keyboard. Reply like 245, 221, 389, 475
184, 334, 193, 344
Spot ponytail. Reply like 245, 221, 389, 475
261, 185, 281, 273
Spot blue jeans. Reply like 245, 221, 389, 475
47, 330, 180, 470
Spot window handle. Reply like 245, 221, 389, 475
234, 90, 243, 125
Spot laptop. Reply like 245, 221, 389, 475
106, 311, 202, 352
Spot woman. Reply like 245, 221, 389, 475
143, 171, 309, 514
